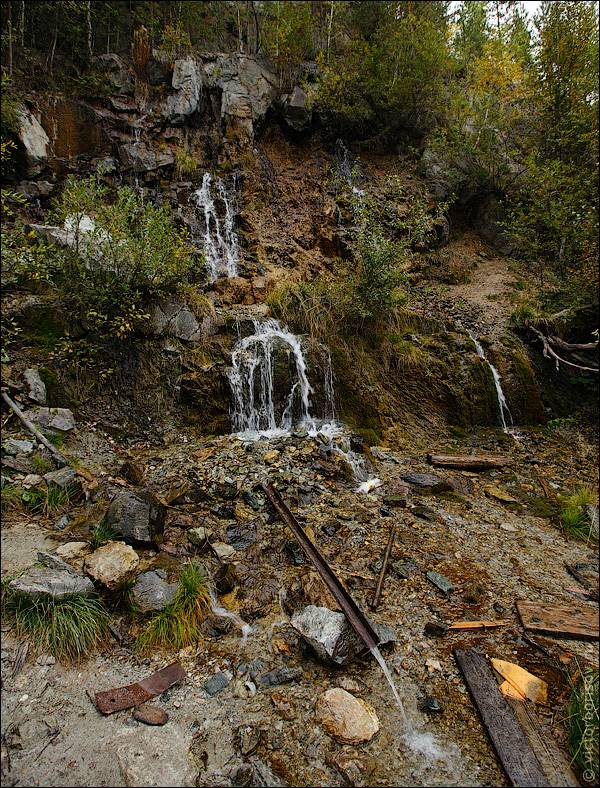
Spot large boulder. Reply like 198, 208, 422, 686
24, 368, 47, 405
43, 466, 83, 499
118, 142, 174, 172
84, 541, 140, 590
94, 53, 134, 95
33, 406, 76, 433
290, 605, 396, 666
163, 57, 202, 123
420, 144, 482, 204
105, 490, 166, 545
280, 86, 312, 132
150, 301, 203, 342
132, 570, 178, 612
17, 105, 50, 163
9, 567, 94, 597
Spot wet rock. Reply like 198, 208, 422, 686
203, 671, 231, 696
226, 523, 257, 550
188, 526, 209, 546
116, 727, 196, 787
132, 570, 178, 612
43, 466, 83, 498
213, 563, 236, 595
418, 696, 443, 714
316, 688, 379, 744
163, 57, 202, 123
9, 567, 93, 597
2, 439, 35, 456
23, 368, 47, 404
105, 489, 166, 545
401, 473, 453, 494
33, 407, 76, 432
258, 666, 303, 686
290, 605, 395, 666
119, 141, 174, 172
132, 703, 168, 726
118, 461, 144, 485
84, 541, 140, 590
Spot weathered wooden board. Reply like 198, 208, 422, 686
517, 601, 599, 641
454, 648, 549, 787
427, 453, 512, 470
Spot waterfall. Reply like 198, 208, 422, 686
468, 330, 513, 432
193, 173, 239, 282
228, 319, 316, 437
323, 350, 336, 421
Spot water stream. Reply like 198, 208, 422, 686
468, 330, 513, 432
209, 590, 251, 646
194, 173, 239, 281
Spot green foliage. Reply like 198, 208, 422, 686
46, 431, 67, 448
136, 561, 211, 653
19, 484, 71, 516
158, 22, 192, 65
3, 589, 108, 662
559, 488, 598, 543
174, 146, 197, 177
544, 417, 578, 436
0, 71, 19, 138
32, 455, 53, 474
89, 521, 117, 550
566, 666, 599, 781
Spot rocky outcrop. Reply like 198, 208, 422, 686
17, 105, 50, 164
279, 86, 312, 132
105, 490, 166, 545
9, 567, 93, 597
94, 53, 134, 95
420, 144, 482, 204
472, 193, 517, 255
163, 57, 203, 123
118, 141, 175, 172
150, 300, 221, 342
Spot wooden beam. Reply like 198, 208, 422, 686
517, 601, 599, 641
454, 648, 549, 787
427, 453, 512, 470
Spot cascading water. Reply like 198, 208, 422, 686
194, 173, 239, 281
468, 330, 513, 432
209, 590, 251, 645
228, 319, 317, 438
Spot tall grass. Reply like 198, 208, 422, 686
136, 562, 211, 653
3, 590, 109, 662
559, 488, 598, 543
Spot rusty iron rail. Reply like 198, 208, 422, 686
371, 525, 396, 610
262, 482, 380, 651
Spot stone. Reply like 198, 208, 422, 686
16, 180, 54, 198
9, 567, 93, 597
55, 541, 91, 561
426, 571, 454, 595
37, 551, 76, 573
163, 57, 202, 123
2, 439, 35, 456
17, 105, 50, 162
203, 671, 230, 696
35, 654, 56, 666
484, 485, 518, 504
263, 450, 280, 463
280, 85, 312, 132
132, 703, 169, 726
23, 368, 46, 405
270, 691, 295, 720
418, 696, 443, 714
236, 723, 261, 756
401, 473, 453, 494
116, 727, 196, 787
94, 53, 134, 95
84, 541, 140, 590
226, 523, 257, 550
472, 193, 517, 255
212, 542, 235, 559
118, 142, 174, 172
105, 489, 166, 545
316, 688, 379, 744
132, 570, 178, 612
54, 514, 70, 530
187, 526, 209, 546
258, 666, 303, 686
43, 466, 83, 498
424, 621, 449, 637
290, 605, 396, 666
33, 407, 76, 432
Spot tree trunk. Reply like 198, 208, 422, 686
326, 1, 334, 62
20, 0, 25, 48
7, 0, 13, 75
86, 1, 93, 60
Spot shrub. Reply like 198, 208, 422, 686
3, 590, 109, 662
174, 146, 197, 177
136, 561, 211, 653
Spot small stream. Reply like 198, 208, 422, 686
467, 330, 513, 432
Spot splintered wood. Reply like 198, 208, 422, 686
517, 601, 599, 641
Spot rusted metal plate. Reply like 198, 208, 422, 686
94, 662, 186, 715
262, 482, 380, 652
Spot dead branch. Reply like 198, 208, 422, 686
0, 391, 69, 466
548, 336, 598, 352
531, 329, 599, 374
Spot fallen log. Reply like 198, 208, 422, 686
427, 453, 512, 470
1, 391, 68, 467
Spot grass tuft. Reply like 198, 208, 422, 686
559, 487, 598, 543
89, 520, 117, 550
32, 455, 53, 474
565, 666, 599, 782
136, 561, 211, 654
46, 431, 67, 448
3, 590, 109, 662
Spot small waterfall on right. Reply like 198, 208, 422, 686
468, 330, 513, 432
194, 173, 239, 282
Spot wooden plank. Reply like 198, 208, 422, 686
454, 648, 550, 787
427, 453, 512, 470
517, 601, 599, 641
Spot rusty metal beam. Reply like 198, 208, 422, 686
94, 662, 186, 715
262, 482, 380, 652
371, 526, 395, 610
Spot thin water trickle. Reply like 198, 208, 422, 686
468, 330, 513, 432
370, 645, 409, 728
209, 590, 251, 646
194, 173, 239, 281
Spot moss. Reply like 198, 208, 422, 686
527, 496, 558, 519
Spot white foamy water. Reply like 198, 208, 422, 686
194, 173, 239, 281
468, 330, 513, 432
209, 590, 251, 646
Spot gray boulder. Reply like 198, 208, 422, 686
132, 570, 178, 612
150, 301, 203, 342
37, 550, 77, 573
17, 105, 50, 163
16, 180, 54, 199
94, 53, 134, 95
280, 86, 312, 132
2, 439, 35, 456
105, 490, 166, 545
119, 142, 174, 172
34, 407, 76, 432
43, 466, 83, 499
420, 144, 481, 204
9, 567, 94, 597
24, 368, 47, 405
401, 472, 453, 493
163, 57, 202, 123
290, 605, 396, 666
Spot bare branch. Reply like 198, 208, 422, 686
531, 328, 599, 374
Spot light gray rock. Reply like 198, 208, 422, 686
84, 541, 140, 590
163, 57, 202, 123
9, 567, 94, 597
132, 570, 178, 612
43, 466, 82, 498
116, 727, 196, 787
22, 473, 44, 489
212, 542, 235, 560
290, 605, 396, 666
24, 368, 47, 405
37, 550, 77, 573
33, 407, 76, 432
105, 490, 166, 545
119, 142, 174, 172
316, 688, 379, 744
187, 526, 209, 546
17, 105, 50, 161
94, 53, 134, 95
150, 301, 203, 342
280, 85, 312, 132
2, 439, 35, 456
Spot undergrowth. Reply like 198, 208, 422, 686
136, 562, 211, 653
3, 590, 109, 662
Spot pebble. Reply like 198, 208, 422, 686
316, 688, 380, 744
133, 703, 169, 726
